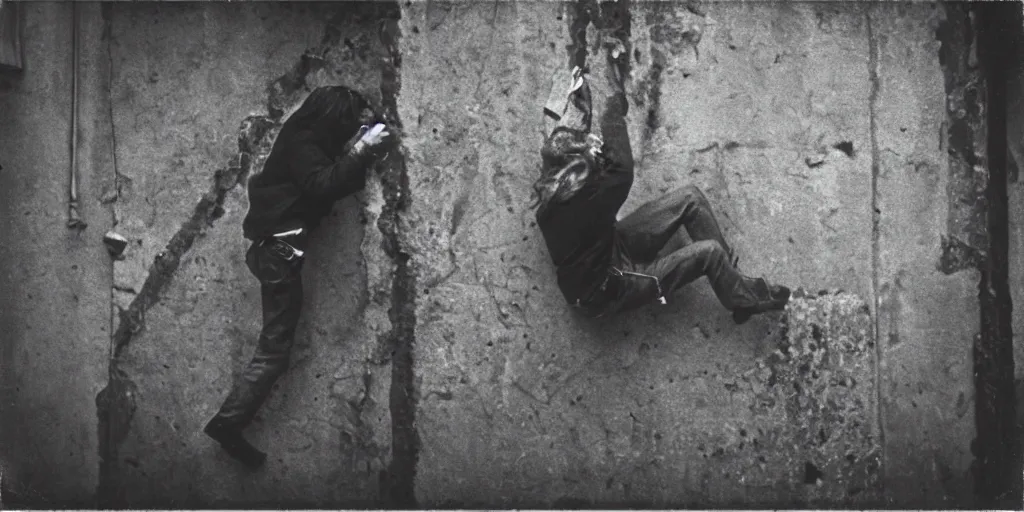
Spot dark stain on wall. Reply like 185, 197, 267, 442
568, 0, 595, 70
938, 234, 985, 274
639, 4, 705, 162
971, 2, 1021, 507
936, 3, 988, 274
95, 368, 137, 506
938, 2, 1022, 506
373, 3, 420, 507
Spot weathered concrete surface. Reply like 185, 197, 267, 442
101, 3, 394, 507
1011, 55, 1024, 478
400, 2, 882, 507
0, 2, 111, 506
0, 0, 1004, 508
873, 3, 977, 506
975, 2, 1024, 505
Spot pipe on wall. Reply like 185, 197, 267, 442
67, 0, 85, 230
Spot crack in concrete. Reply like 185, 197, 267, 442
100, 3, 123, 210
95, 367, 137, 507
107, 115, 275, 361
96, 113, 276, 507
375, 4, 419, 507
971, 3, 1022, 506
864, 9, 886, 501
94, 8, 338, 503
937, 3, 988, 275
568, 0, 594, 70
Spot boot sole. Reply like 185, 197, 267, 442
732, 288, 791, 325
732, 301, 787, 325
204, 417, 267, 469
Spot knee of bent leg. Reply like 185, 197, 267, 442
693, 239, 726, 260
680, 184, 707, 201
670, 184, 707, 206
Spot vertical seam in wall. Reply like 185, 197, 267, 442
105, 21, 121, 219
100, 5, 116, 507
377, 4, 418, 507
103, 4, 117, 361
865, 7, 887, 501
974, 3, 1020, 505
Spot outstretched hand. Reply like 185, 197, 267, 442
350, 122, 395, 159
360, 123, 392, 147
586, 133, 603, 156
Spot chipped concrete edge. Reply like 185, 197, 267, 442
375, 3, 420, 506
971, 2, 1022, 506
937, 2, 1021, 505
863, 8, 886, 501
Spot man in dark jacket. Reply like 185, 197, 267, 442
534, 58, 790, 323
204, 86, 392, 468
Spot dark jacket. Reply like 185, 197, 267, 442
535, 147, 634, 305
242, 127, 376, 241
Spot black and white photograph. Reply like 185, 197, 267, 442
0, 0, 1021, 508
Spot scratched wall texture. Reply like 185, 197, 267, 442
0, 1, 1008, 509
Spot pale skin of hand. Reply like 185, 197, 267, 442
351, 107, 392, 154
586, 133, 602, 157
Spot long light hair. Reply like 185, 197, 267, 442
531, 127, 599, 215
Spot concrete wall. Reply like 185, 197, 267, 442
0, 2, 110, 506
100, 2, 396, 507
0, 1, 1004, 508
1008, 10, 1024, 503
874, 4, 978, 505
1014, 53, 1024, 461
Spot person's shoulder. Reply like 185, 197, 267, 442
287, 128, 318, 144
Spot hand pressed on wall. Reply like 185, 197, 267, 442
352, 122, 394, 157
586, 133, 603, 157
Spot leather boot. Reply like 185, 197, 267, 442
204, 418, 267, 468
732, 277, 790, 324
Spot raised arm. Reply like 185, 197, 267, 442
288, 138, 376, 203
288, 123, 393, 202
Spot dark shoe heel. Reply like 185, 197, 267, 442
732, 283, 791, 324
205, 418, 267, 469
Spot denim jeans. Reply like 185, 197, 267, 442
212, 238, 305, 430
572, 52, 761, 317
577, 185, 762, 317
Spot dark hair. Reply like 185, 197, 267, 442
281, 86, 373, 156
531, 127, 598, 215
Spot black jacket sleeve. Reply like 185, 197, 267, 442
288, 139, 375, 202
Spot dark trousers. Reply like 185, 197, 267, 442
581, 54, 761, 317
595, 184, 761, 316
212, 238, 304, 430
